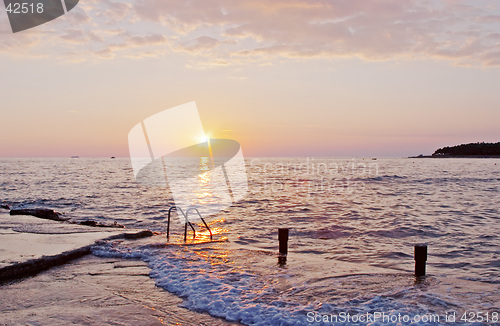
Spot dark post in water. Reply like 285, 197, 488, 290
278, 228, 289, 265
414, 244, 428, 277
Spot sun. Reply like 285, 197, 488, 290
200, 135, 208, 143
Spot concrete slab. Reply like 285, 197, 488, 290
0, 211, 145, 280
0, 232, 122, 268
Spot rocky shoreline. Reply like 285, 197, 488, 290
7, 207, 127, 227
409, 155, 500, 158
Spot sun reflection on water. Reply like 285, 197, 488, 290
194, 156, 217, 204
193, 249, 231, 266
167, 157, 230, 244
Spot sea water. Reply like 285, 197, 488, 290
1, 158, 499, 325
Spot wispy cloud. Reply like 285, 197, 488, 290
2, 0, 500, 67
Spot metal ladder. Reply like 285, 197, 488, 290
167, 206, 212, 242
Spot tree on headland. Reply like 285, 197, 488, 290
432, 142, 500, 156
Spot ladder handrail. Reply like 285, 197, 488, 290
167, 206, 195, 241
186, 207, 213, 240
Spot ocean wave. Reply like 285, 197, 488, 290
91, 240, 475, 326
92, 241, 314, 326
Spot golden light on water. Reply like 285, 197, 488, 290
195, 157, 214, 203
171, 151, 229, 244
166, 216, 228, 245
193, 218, 228, 243
193, 248, 231, 266
197, 157, 211, 184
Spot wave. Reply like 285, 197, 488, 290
92, 241, 315, 326
92, 239, 491, 326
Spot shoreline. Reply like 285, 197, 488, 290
0, 255, 241, 325
0, 210, 242, 325
408, 155, 500, 158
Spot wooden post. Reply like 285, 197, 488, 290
414, 244, 427, 277
278, 228, 289, 265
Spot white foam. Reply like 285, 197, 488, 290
92, 241, 490, 326
92, 241, 319, 325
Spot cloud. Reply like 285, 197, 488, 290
134, 0, 500, 66
182, 36, 220, 51
2, 0, 500, 67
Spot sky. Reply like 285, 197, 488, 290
1, 0, 500, 157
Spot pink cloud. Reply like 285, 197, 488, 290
2, 0, 500, 67
128, 0, 500, 66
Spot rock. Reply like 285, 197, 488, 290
10, 209, 66, 221
79, 220, 98, 227
123, 230, 154, 239
105, 230, 155, 241
1, 204, 10, 210
78, 220, 125, 228
112, 221, 125, 228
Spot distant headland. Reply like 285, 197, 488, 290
411, 142, 500, 158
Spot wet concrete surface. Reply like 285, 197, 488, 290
0, 255, 240, 325
0, 211, 124, 270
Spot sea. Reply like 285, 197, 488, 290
1, 157, 499, 325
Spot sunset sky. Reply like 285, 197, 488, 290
1, 0, 500, 157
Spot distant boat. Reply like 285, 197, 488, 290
371, 158, 377, 160
71, 155, 79, 158
111, 156, 116, 159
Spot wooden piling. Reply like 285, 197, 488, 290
414, 244, 427, 277
278, 228, 289, 265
